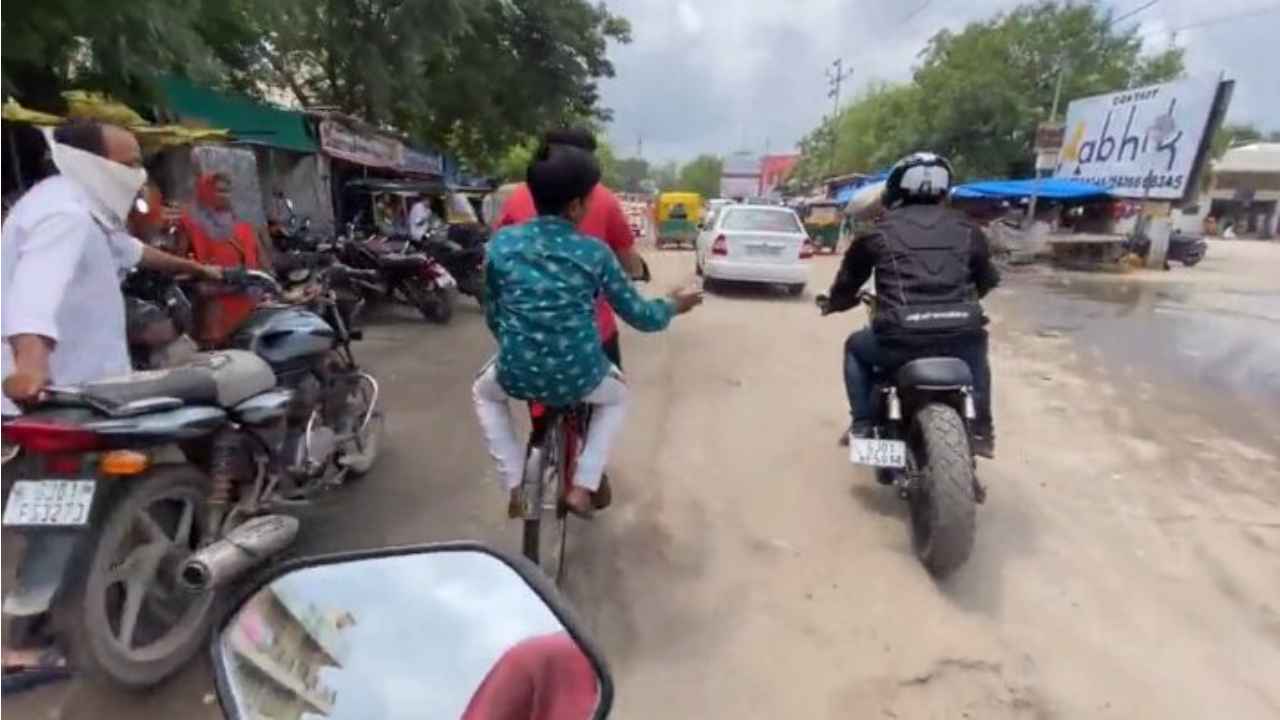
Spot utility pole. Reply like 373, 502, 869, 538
636, 133, 643, 160
1023, 63, 1067, 229
826, 58, 854, 174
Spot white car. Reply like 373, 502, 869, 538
695, 204, 813, 295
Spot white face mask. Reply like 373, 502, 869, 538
42, 127, 147, 228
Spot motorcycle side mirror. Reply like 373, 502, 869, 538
210, 543, 613, 719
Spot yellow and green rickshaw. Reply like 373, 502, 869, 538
654, 192, 703, 249
799, 200, 845, 253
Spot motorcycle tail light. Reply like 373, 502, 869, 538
100, 450, 150, 476
1, 420, 103, 454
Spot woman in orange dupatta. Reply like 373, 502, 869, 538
179, 172, 272, 346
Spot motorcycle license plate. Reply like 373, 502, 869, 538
850, 438, 907, 468
2, 480, 96, 526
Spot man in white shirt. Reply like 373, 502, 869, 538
408, 193, 437, 241
2, 121, 222, 414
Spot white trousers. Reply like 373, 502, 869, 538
472, 362, 629, 492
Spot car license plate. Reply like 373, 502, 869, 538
3, 480, 96, 526
746, 244, 781, 256
850, 438, 907, 468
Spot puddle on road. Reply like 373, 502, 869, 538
995, 270, 1280, 452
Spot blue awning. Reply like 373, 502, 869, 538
832, 172, 888, 203
950, 178, 1110, 202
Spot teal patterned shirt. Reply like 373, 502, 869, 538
485, 216, 673, 405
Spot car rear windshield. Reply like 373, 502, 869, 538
722, 208, 802, 233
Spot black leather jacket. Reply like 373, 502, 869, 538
827, 203, 1000, 346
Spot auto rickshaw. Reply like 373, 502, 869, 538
799, 200, 844, 253
655, 192, 703, 249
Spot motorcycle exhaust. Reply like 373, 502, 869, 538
179, 514, 299, 593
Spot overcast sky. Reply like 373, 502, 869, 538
598, 0, 1280, 163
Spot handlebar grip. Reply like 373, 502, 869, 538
222, 267, 251, 287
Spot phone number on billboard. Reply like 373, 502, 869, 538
1075, 173, 1186, 192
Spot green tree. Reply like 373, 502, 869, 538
2, 0, 237, 110
614, 157, 651, 192
793, 1, 1186, 182
650, 160, 679, 191
676, 154, 723, 197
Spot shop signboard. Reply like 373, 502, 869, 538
400, 147, 445, 176
1054, 77, 1219, 200
319, 119, 403, 168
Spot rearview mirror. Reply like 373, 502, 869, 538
211, 544, 612, 719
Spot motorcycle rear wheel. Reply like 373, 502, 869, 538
908, 403, 976, 578
52, 465, 219, 688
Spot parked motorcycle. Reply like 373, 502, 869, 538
208, 543, 614, 719
817, 291, 983, 578
337, 221, 457, 324
2, 271, 384, 687
415, 222, 487, 305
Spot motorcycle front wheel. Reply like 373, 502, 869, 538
400, 280, 453, 324
53, 465, 219, 688
908, 403, 976, 578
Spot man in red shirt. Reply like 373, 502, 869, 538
494, 128, 642, 368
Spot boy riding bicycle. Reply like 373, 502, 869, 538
473, 141, 701, 516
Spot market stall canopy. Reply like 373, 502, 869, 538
950, 178, 1110, 201
344, 177, 449, 195
832, 172, 888, 204
2, 97, 231, 150
158, 76, 316, 153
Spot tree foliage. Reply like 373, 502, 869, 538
1210, 123, 1280, 159
675, 155, 723, 197
3, 0, 631, 172
792, 1, 1186, 182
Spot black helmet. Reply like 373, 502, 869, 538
883, 152, 952, 207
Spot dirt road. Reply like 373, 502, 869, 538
6, 241, 1279, 718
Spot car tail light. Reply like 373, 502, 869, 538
2, 419, 102, 454
711, 235, 728, 256
800, 239, 815, 259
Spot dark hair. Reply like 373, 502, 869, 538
53, 120, 108, 157
542, 127, 597, 153
527, 143, 601, 216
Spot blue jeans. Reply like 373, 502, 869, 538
843, 328, 992, 429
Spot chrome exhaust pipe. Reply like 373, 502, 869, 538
179, 515, 299, 592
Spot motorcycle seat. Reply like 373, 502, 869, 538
80, 350, 276, 409
378, 254, 428, 271
896, 357, 973, 389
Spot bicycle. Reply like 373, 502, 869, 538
518, 402, 592, 584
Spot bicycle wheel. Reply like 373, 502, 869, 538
522, 422, 569, 583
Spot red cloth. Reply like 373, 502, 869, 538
495, 184, 635, 340
461, 633, 598, 720
183, 174, 265, 344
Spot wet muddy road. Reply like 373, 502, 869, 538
6, 240, 1279, 719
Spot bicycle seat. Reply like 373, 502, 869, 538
79, 351, 276, 408
896, 357, 973, 389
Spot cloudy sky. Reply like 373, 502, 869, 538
598, 0, 1280, 163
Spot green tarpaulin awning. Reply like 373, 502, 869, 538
159, 77, 316, 153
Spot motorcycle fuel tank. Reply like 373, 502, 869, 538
231, 306, 335, 366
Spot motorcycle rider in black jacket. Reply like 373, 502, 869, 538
820, 153, 1000, 458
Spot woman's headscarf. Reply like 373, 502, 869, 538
192, 172, 237, 241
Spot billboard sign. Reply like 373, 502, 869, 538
1054, 77, 1219, 200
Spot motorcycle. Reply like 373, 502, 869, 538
337, 220, 457, 324
414, 221, 487, 306
817, 291, 983, 578
207, 542, 615, 719
2, 271, 384, 687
